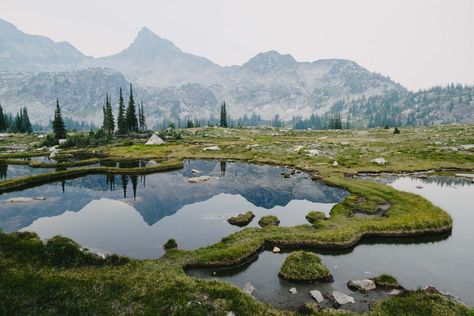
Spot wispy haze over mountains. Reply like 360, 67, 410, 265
0, 17, 473, 128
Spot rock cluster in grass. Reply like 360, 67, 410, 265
258, 215, 280, 227
278, 251, 333, 282
227, 211, 255, 227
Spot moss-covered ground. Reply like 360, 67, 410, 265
1, 125, 473, 315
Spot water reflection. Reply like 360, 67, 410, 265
0, 160, 348, 258
188, 176, 474, 308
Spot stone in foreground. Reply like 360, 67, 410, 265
272, 246, 280, 253
347, 279, 376, 292
310, 289, 325, 303
289, 287, 297, 294
332, 290, 355, 305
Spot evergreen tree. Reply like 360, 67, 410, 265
102, 94, 115, 134
117, 88, 126, 134
220, 100, 228, 128
0, 104, 6, 132
138, 101, 146, 131
21, 107, 32, 133
125, 83, 138, 132
52, 99, 67, 140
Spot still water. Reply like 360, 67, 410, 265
0, 159, 347, 258
188, 176, 474, 308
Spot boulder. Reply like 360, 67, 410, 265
272, 247, 280, 253
309, 290, 325, 303
145, 134, 165, 145
243, 282, 255, 295
289, 287, 297, 294
58, 139, 67, 145
332, 291, 355, 305
459, 144, 474, 150
203, 146, 220, 151
347, 279, 376, 292
371, 158, 387, 165
332, 161, 339, 167
192, 169, 201, 174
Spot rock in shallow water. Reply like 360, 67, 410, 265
332, 290, 355, 305
347, 279, 376, 292
272, 247, 280, 253
310, 289, 325, 303
289, 287, 297, 294
7, 196, 46, 203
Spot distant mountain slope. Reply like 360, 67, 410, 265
0, 19, 89, 72
0, 18, 472, 126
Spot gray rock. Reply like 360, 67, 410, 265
332, 290, 355, 305
371, 157, 387, 165
347, 279, 376, 292
309, 289, 325, 303
7, 196, 46, 203
145, 134, 165, 145
289, 287, 297, 294
188, 176, 219, 183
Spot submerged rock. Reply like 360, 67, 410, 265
310, 289, 325, 303
243, 282, 255, 295
191, 169, 201, 174
289, 287, 298, 294
272, 247, 280, 253
347, 279, 376, 292
332, 290, 355, 305
7, 197, 46, 203
188, 176, 219, 183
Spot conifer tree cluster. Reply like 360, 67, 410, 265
138, 101, 146, 131
0, 104, 32, 133
102, 94, 115, 134
117, 88, 127, 134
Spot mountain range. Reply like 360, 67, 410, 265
0, 18, 472, 127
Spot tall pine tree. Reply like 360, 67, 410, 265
21, 107, 32, 133
138, 101, 146, 131
52, 99, 67, 140
117, 88, 126, 135
220, 100, 228, 128
125, 83, 138, 132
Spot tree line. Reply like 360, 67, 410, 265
52, 83, 147, 140
0, 105, 32, 133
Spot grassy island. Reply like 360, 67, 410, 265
278, 251, 333, 282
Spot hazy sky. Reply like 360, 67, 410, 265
1, 0, 473, 90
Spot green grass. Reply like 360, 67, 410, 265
305, 211, 327, 224
372, 274, 402, 288
278, 251, 332, 282
0, 125, 473, 315
258, 215, 280, 227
